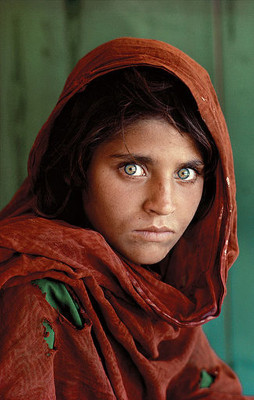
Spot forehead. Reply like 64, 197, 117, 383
95, 117, 202, 161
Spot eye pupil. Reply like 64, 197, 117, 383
124, 164, 137, 175
178, 168, 190, 179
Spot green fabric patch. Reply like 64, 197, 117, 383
43, 320, 55, 350
200, 369, 214, 388
33, 278, 83, 329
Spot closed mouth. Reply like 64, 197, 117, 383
133, 226, 174, 242
139, 226, 174, 233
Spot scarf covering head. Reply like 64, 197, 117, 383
0, 38, 246, 399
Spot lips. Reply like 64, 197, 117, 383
141, 226, 174, 233
133, 226, 174, 242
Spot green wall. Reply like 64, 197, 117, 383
0, 0, 253, 394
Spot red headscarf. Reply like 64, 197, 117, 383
0, 38, 249, 399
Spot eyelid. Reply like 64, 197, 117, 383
178, 161, 204, 171
182, 163, 204, 174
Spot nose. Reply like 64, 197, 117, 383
143, 179, 176, 216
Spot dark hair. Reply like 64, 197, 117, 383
33, 67, 218, 225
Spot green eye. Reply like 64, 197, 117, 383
178, 168, 190, 179
124, 164, 137, 175
177, 168, 192, 180
124, 164, 144, 176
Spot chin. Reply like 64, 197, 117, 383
124, 251, 169, 266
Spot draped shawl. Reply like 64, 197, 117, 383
0, 38, 251, 399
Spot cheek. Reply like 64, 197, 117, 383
82, 179, 126, 232
190, 184, 204, 216
193, 184, 204, 206
180, 183, 204, 222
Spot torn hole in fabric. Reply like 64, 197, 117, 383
200, 369, 215, 388
43, 320, 55, 353
33, 278, 84, 329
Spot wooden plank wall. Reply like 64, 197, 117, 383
0, 0, 253, 394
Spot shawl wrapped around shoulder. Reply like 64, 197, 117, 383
0, 38, 252, 399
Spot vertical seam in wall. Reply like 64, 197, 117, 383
212, 0, 234, 369
212, 0, 225, 110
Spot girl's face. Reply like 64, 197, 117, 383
83, 117, 204, 265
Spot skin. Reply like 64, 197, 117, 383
83, 117, 204, 265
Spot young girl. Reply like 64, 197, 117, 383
0, 38, 251, 399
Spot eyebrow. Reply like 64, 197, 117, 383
110, 153, 204, 168
178, 160, 205, 169
110, 153, 154, 164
